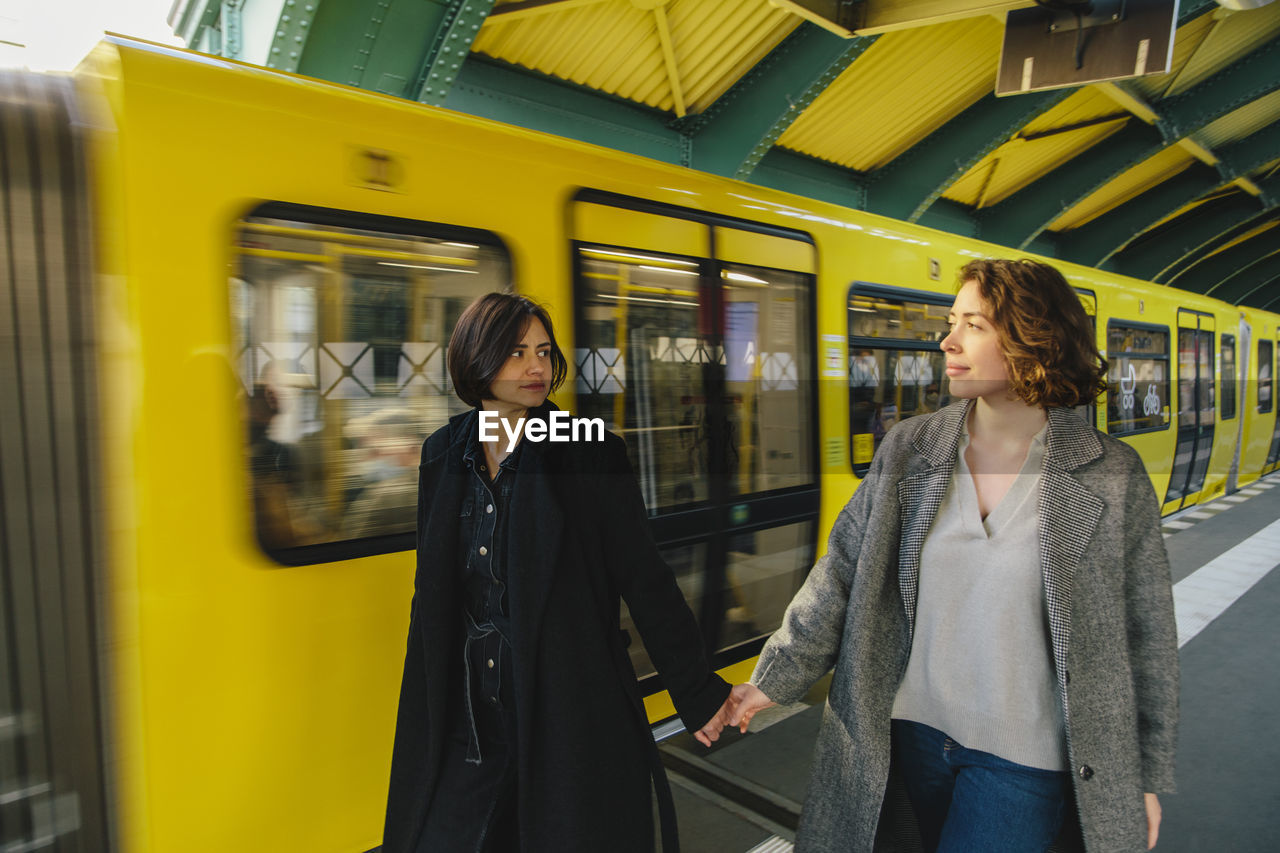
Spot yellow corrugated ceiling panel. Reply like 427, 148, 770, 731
775, 15, 1002, 172
1136, 3, 1280, 99
1194, 88, 1280, 150
475, 0, 798, 114
1128, 7, 1218, 100
945, 89, 1129, 208
1050, 146, 1196, 232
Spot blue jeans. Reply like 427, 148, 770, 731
891, 720, 1070, 853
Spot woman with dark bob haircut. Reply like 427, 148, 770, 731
724, 259, 1179, 852
382, 292, 734, 853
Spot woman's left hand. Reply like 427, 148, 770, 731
693, 697, 736, 747
1144, 793, 1161, 849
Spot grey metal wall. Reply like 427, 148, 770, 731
1, 71, 111, 852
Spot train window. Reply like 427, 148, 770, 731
847, 285, 953, 475
1106, 322, 1170, 435
1221, 334, 1236, 420
233, 203, 506, 563
1261, 340, 1274, 414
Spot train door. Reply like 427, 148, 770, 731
1164, 310, 1215, 510
1267, 333, 1280, 474
570, 192, 818, 700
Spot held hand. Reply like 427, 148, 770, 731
693, 697, 734, 747
726, 683, 776, 734
1145, 793, 1161, 849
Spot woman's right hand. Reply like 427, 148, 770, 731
727, 683, 776, 733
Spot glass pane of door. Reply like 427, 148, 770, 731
575, 246, 711, 513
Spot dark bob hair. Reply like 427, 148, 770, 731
959, 259, 1108, 409
447, 292, 568, 408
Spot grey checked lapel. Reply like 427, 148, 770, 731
896, 402, 968, 639
1038, 408, 1105, 696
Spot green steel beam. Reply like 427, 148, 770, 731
688, 23, 877, 180
1158, 208, 1279, 285
979, 38, 1280, 249
265, 0, 324, 73
862, 0, 1217, 225
866, 89, 1074, 222
1171, 228, 1280, 294
443, 57, 686, 164
1057, 165, 1219, 266
747, 148, 868, 212
1111, 174, 1280, 281
1058, 123, 1280, 266
169, 0, 220, 46
413, 0, 497, 106
1158, 38, 1280, 142
1258, 283, 1280, 312
1209, 250, 1280, 304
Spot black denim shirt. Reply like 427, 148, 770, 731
457, 432, 520, 761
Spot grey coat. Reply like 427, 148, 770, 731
753, 401, 1178, 853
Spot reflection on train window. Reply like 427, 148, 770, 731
719, 521, 815, 648
575, 246, 710, 511
1106, 322, 1170, 435
1221, 335, 1236, 420
847, 287, 953, 474
1261, 340, 1274, 414
575, 247, 815, 510
1176, 327, 1215, 430
233, 204, 506, 559
722, 264, 813, 496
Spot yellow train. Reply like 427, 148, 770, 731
2, 36, 1277, 852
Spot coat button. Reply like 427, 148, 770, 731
478, 546, 488, 556
1078, 765, 1094, 780
487, 658, 495, 669
486, 504, 494, 513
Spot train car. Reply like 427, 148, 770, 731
3, 36, 1279, 853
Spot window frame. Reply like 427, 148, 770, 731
1220, 333, 1236, 421
1260, 338, 1275, 416
846, 281, 955, 476
234, 200, 512, 567
1105, 318, 1172, 437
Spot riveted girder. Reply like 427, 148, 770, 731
865, 89, 1074, 222
1111, 174, 1280, 281
748, 147, 868, 211
1058, 123, 1280, 266
443, 58, 686, 164
978, 38, 1280, 249
688, 23, 877, 180
413, 0, 496, 106
1208, 250, 1280, 305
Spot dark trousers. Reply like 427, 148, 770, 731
891, 719, 1069, 853
417, 694, 519, 853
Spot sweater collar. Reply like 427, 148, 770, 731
912, 399, 1102, 473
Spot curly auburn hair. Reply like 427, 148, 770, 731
959, 259, 1108, 409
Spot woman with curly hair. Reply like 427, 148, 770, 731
725, 259, 1178, 853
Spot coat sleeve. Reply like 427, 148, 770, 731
750, 437, 889, 705
1120, 459, 1180, 793
597, 435, 730, 732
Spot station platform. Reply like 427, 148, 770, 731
660, 473, 1280, 852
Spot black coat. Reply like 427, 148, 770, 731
383, 403, 730, 853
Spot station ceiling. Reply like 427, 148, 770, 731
168, 0, 1280, 311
